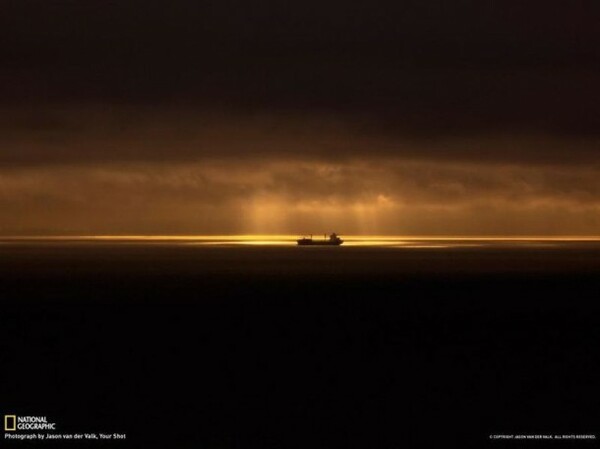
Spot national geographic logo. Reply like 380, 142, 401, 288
4, 415, 16, 431
4, 415, 56, 431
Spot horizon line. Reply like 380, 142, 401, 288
1, 235, 600, 241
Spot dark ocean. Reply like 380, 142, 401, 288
1, 239, 599, 447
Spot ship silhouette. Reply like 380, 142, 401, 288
297, 233, 344, 246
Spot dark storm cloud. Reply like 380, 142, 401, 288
0, 1, 598, 235
1, 1, 599, 150
0, 106, 598, 168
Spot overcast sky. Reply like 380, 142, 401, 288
0, 1, 598, 235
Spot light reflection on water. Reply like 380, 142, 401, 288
1, 235, 599, 249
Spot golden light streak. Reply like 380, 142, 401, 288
1, 235, 599, 250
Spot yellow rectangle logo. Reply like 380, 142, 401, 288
4, 415, 16, 431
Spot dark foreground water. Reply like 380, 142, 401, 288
1, 241, 599, 447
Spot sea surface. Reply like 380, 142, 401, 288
1, 238, 599, 447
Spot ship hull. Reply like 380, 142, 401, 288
297, 240, 343, 246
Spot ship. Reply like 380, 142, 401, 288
297, 233, 344, 246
